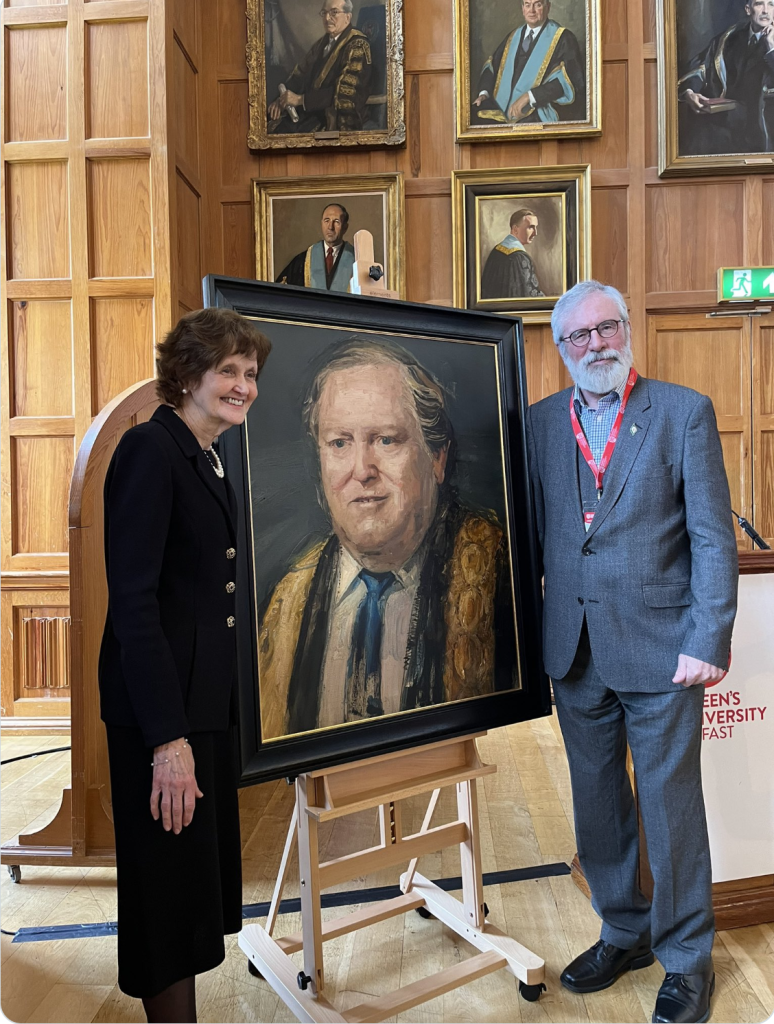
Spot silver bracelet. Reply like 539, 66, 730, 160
151, 740, 189, 767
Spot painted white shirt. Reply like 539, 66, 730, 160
318, 545, 423, 729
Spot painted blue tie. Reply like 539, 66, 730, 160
348, 569, 395, 718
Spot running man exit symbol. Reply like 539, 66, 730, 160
731, 270, 752, 298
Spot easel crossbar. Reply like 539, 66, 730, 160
319, 821, 467, 889
340, 951, 507, 1023
276, 891, 424, 954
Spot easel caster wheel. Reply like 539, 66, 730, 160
519, 981, 546, 1002
247, 960, 262, 979
297, 972, 312, 991
7, 866, 21, 884
415, 905, 434, 919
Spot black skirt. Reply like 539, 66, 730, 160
106, 726, 243, 999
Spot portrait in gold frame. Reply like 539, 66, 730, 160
657, 0, 774, 176
246, 0, 405, 150
454, 0, 601, 142
253, 173, 405, 298
452, 165, 591, 324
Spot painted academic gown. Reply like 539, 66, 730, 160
480, 234, 544, 299
678, 21, 774, 154
276, 240, 355, 291
472, 20, 585, 124
269, 24, 373, 133
257, 499, 516, 740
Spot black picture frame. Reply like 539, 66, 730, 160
203, 275, 550, 787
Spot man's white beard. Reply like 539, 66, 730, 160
561, 336, 633, 395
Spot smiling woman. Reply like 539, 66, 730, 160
97, 308, 271, 1022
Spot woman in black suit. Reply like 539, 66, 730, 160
99, 308, 271, 1022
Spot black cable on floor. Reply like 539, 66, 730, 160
1, 929, 17, 937
1, 746, 71, 766
4, 862, 572, 943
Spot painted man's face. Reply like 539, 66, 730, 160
512, 215, 539, 246
320, 0, 352, 37
522, 0, 550, 28
316, 362, 448, 570
746, 0, 774, 32
321, 206, 347, 245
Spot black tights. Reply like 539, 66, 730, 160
142, 976, 197, 1023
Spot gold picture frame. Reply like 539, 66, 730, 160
452, 164, 591, 324
246, 0, 405, 150
253, 172, 405, 297
454, 0, 601, 143
657, 0, 774, 176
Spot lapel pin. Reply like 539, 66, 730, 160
630, 424, 638, 435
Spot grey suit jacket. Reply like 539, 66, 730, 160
527, 376, 738, 691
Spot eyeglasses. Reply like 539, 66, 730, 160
320, 7, 347, 17
560, 319, 627, 348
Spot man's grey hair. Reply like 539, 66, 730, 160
551, 280, 629, 345
302, 338, 455, 466
331, 0, 354, 11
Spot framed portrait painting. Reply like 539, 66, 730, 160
246, 0, 405, 149
452, 165, 591, 324
203, 276, 551, 785
455, 0, 601, 142
253, 173, 405, 298
658, 0, 774, 175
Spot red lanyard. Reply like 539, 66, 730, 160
570, 368, 638, 499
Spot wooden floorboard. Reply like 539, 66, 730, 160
1, 721, 772, 1023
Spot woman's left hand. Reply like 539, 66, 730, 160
150, 737, 204, 834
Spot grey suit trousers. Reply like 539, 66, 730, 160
553, 624, 714, 973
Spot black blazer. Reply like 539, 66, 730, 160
99, 405, 240, 748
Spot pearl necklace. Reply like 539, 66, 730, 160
203, 445, 225, 478
173, 408, 224, 478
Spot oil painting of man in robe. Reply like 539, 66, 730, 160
255, 338, 517, 740
470, 0, 585, 125
480, 209, 545, 299
267, 0, 376, 133
276, 204, 356, 291
676, 0, 774, 156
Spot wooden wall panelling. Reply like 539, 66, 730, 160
1, 0, 173, 724
0, 585, 71, 728
753, 314, 774, 547
169, 0, 203, 315
647, 314, 752, 549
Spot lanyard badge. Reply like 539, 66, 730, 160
570, 368, 638, 528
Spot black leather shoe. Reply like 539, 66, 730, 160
652, 970, 715, 1023
560, 939, 655, 993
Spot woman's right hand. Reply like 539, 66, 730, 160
150, 737, 203, 834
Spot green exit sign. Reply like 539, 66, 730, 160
718, 267, 774, 302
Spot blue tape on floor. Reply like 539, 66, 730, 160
8, 861, 570, 942
11, 921, 118, 943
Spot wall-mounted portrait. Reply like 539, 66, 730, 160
455, 0, 601, 142
253, 173, 405, 297
452, 165, 591, 323
658, 0, 774, 175
246, 0, 405, 149
206, 278, 550, 785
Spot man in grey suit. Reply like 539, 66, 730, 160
527, 281, 738, 1024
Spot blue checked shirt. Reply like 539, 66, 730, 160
573, 377, 629, 466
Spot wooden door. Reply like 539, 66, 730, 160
753, 311, 774, 549
646, 313, 752, 551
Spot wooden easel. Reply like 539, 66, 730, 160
239, 733, 545, 1023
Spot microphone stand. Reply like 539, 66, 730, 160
732, 510, 771, 550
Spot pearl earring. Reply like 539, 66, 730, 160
182, 388, 188, 394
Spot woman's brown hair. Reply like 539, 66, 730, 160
156, 308, 272, 407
